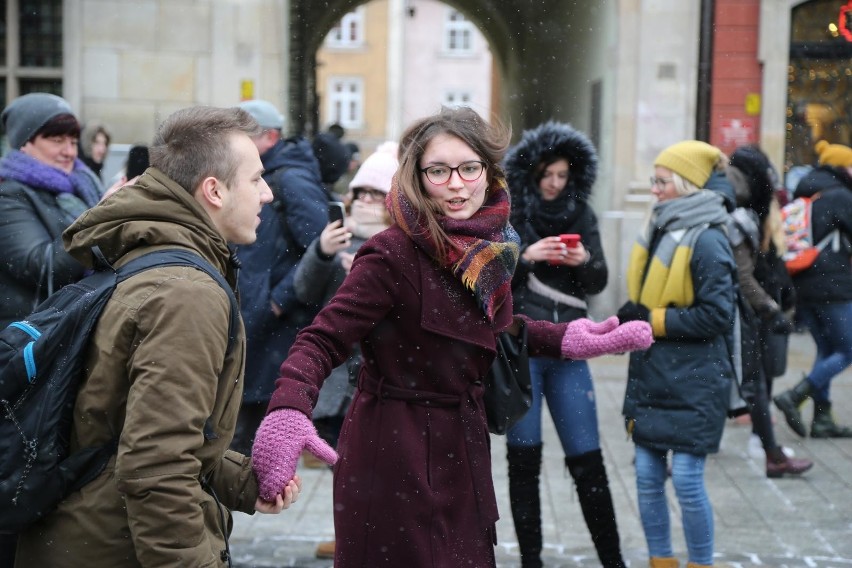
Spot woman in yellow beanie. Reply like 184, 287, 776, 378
814, 140, 852, 168
772, 140, 852, 439
616, 140, 737, 568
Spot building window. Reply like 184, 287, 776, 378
327, 77, 363, 129
0, 0, 64, 110
444, 9, 473, 54
326, 8, 365, 48
443, 90, 471, 108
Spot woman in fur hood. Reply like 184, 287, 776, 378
502, 122, 624, 568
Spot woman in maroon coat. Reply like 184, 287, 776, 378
251, 107, 652, 567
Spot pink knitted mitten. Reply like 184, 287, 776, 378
251, 408, 338, 501
561, 316, 653, 360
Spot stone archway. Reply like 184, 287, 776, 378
285, 0, 616, 139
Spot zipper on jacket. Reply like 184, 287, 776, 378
10, 321, 41, 340
23, 342, 37, 383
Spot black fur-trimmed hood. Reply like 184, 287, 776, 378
503, 121, 598, 213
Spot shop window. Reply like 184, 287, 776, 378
786, 0, 852, 170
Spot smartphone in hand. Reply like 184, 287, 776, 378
328, 201, 345, 225
559, 233, 580, 248
548, 234, 581, 265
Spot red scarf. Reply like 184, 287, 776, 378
387, 174, 519, 322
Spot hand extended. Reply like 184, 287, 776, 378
254, 475, 302, 514
320, 220, 352, 256
252, 408, 338, 502
561, 316, 653, 360
615, 301, 650, 323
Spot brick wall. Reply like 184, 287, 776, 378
710, 0, 763, 155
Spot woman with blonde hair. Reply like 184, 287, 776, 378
618, 140, 736, 568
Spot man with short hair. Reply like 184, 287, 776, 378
230, 99, 329, 455
14, 106, 308, 567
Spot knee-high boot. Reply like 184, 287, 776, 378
507, 444, 543, 568
565, 449, 626, 568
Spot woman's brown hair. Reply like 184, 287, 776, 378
395, 106, 511, 263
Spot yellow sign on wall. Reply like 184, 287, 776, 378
745, 93, 761, 116
241, 80, 255, 101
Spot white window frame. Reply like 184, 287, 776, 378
326, 77, 364, 130
442, 90, 472, 108
443, 9, 474, 55
325, 7, 365, 48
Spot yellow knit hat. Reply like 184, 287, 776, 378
654, 140, 721, 188
814, 140, 852, 167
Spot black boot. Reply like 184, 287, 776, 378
773, 377, 812, 438
811, 400, 852, 438
507, 444, 543, 568
565, 449, 626, 568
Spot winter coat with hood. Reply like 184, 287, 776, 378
237, 136, 329, 404
503, 122, 607, 323
789, 165, 852, 306
15, 168, 259, 568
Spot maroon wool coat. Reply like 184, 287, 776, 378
268, 225, 566, 568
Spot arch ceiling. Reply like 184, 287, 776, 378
288, 0, 603, 135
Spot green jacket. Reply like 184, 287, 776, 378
16, 168, 258, 567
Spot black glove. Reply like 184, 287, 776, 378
767, 311, 795, 335
616, 301, 650, 323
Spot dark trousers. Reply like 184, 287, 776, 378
229, 401, 268, 456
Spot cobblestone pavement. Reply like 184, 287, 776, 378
231, 331, 852, 567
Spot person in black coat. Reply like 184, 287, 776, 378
717, 145, 813, 478
0, 93, 103, 328
230, 100, 329, 454
0, 90, 103, 568
773, 140, 852, 439
502, 122, 622, 568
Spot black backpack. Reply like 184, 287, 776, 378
0, 247, 239, 533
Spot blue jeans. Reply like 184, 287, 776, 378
507, 357, 600, 457
634, 445, 714, 565
798, 301, 852, 402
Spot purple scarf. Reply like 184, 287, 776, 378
0, 150, 102, 209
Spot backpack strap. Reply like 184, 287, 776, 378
113, 249, 240, 355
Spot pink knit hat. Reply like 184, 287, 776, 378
349, 142, 399, 194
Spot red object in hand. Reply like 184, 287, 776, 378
559, 233, 580, 248
548, 233, 581, 265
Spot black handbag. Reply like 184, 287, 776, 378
483, 320, 533, 435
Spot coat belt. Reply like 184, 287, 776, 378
358, 371, 499, 532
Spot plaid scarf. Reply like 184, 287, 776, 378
387, 174, 520, 322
